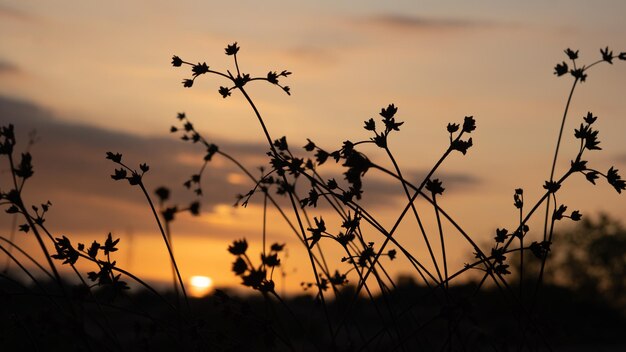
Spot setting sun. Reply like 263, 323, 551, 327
189, 275, 213, 297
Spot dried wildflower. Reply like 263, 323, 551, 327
554, 61, 568, 76
228, 239, 248, 255
600, 46, 613, 64
225, 42, 240, 56
171, 55, 183, 67
426, 178, 445, 195
564, 48, 579, 60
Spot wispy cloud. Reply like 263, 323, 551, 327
352, 14, 494, 32
0, 60, 19, 75
0, 4, 35, 22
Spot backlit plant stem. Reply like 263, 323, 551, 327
138, 182, 189, 310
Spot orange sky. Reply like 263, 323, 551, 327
1, 1, 625, 295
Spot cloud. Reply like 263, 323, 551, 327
0, 4, 34, 22
614, 153, 626, 164
352, 14, 493, 32
0, 95, 268, 236
356, 169, 480, 207
0, 60, 19, 75
0, 96, 480, 238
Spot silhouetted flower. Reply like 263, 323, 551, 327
564, 48, 578, 60
494, 264, 511, 275
225, 42, 240, 56
358, 246, 375, 267
380, 104, 403, 132
336, 231, 355, 246
307, 217, 325, 249
570, 68, 587, 82
462, 116, 476, 133
273, 136, 288, 151
543, 180, 561, 193
426, 178, 445, 195
315, 149, 329, 165
127, 172, 141, 185
326, 272, 347, 287
570, 210, 582, 221
553, 204, 567, 220
372, 133, 386, 148
364, 118, 376, 131
267, 71, 279, 84
154, 186, 170, 202
491, 248, 506, 264
228, 239, 248, 255
182, 79, 193, 88
87, 241, 99, 259
513, 191, 523, 209
232, 257, 247, 275
387, 249, 397, 260
234, 73, 251, 88
14, 153, 33, 179
600, 46, 613, 64
189, 201, 200, 216
51, 236, 79, 265
530, 241, 551, 259
262, 253, 280, 267
270, 243, 285, 252
192, 62, 209, 76
171, 55, 183, 67
380, 104, 397, 119
451, 138, 473, 155
554, 62, 568, 76
106, 152, 123, 163
574, 123, 601, 150
447, 123, 459, 133
242, 269, 265, 289
570, 159, 588, 172
583, 111, 597, 124
607, 167, 626, 193
585, 170, 599, 185
102, 233, 120, 256
494, 228, 508, 243
300, 188, 319, 208
111, 168, 127, 180
619, 52, 626, 60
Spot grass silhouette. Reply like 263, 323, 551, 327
0, 44, 625, 351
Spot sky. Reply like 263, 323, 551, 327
1, 0, 625, 295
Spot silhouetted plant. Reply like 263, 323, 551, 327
0, 43, 624, 351
168, 43, 625, 350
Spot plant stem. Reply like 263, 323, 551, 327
138, 182, 189, 310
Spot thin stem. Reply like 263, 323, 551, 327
433, 194, 448, 290
544, 77, 578, 242
138, 182, 189, 310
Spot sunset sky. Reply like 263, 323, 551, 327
1, 1, 625, 295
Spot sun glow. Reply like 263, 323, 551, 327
189, 275, 213, 297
